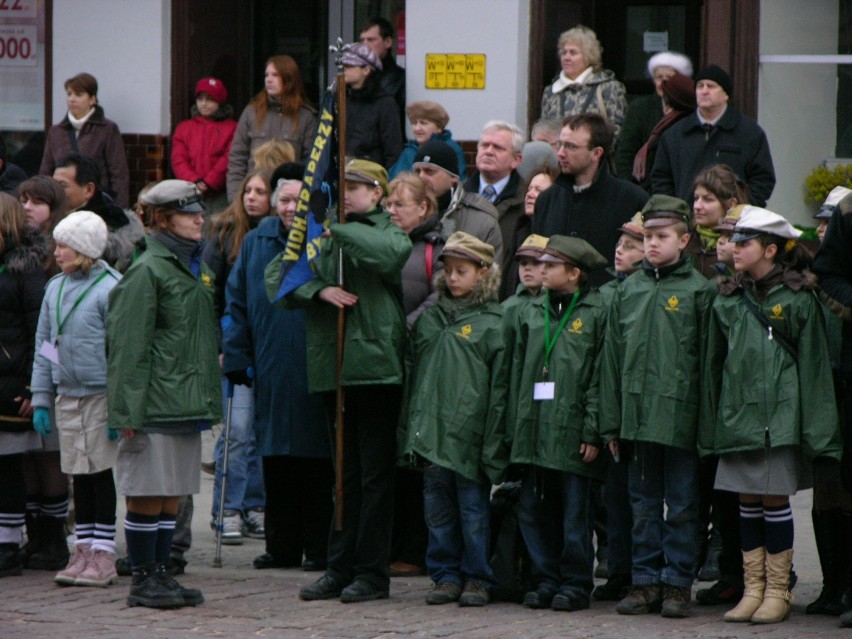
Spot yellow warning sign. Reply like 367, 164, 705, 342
425, 54, 486, 90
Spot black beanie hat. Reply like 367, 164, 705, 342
694, 64, 733, 98
413, 140, 459, 177
271, 162, 305, 186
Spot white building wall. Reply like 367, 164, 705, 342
52, 0, 171, 135
404, 0, 530, 140
759, 0, 838, 224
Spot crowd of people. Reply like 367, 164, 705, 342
1, 17, 852, 632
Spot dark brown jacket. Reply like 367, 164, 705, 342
39, 105, 130, 208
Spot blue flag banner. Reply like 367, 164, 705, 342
272, 86, 338, 302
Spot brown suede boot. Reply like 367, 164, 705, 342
751, 549, 793, 624
724, 547, 765, 622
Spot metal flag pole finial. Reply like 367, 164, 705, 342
329, 38, 352, 71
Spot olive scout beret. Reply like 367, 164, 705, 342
539, 235, 607, 273
406, 101, 450, 130
440, 231, 495, 268
514, 233, 549, 260
619, 211, 645, 241
344, 158, 388, 195
141, 179, 205, 213
641, 194, 691, 229
731, 206, 802, 243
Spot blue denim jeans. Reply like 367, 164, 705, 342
211, 380, 265, 518
628, 442, 700, 588
517, 466, 595, 599
423, 464, 495, 589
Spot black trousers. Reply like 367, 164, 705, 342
262, 455, 333, 565
325, 384, 402, 590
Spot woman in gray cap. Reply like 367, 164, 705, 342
106, 179, 220, 609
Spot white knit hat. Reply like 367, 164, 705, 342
53, 211, 108, 259
647, 51, 693, 78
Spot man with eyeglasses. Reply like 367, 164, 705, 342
531, 113, 647, 286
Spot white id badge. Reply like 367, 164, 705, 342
39, 340, 60, 365
533, 382, 555, 400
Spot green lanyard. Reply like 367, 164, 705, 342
543, 289, 580, 376
0, 265, 6, 275
55, 271, 109, 337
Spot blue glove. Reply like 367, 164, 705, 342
33, 407, 51, 437
107, 427, 120, 442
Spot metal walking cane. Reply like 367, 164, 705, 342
212, 377, 236, 568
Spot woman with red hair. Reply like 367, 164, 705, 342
226, 55, 317, 201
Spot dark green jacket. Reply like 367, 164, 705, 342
507, 288, 609, 480
599, 257, 716, 450
402, 268, 509, 485
287, 210, 412, 392
106, 237, 222, 430
701, 275, 841, 460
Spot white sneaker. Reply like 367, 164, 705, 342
242, 508, 265, 539
215, 510, 243, 545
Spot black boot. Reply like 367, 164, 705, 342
17, 513, 43, 568
807, 509, 844, 615
127, 564, 185, 609
155, 564, 203, 606
0, 543, 23, 578
26, 517, 69, 571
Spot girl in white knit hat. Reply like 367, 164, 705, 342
30, 210, 121, 587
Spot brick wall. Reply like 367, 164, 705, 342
123, 134, 167, 205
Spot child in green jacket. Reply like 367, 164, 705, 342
600, 194, 716, 618
508, 235, 610, 612
704, 206, 841, 624
403, 231, 508, 608
501, 233, 548, 336
594, 213, 644, 603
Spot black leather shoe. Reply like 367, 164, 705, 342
299, 574, 344, 600
340, 579, 389, 603
253, 553, 289, 570
552, 591, 590, 612
523, 586, 556, 609
302, 558, 327, 572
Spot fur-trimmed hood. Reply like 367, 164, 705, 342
190, 102, 235, 121
434, 261, 501, 306
102, 209, 145, 273
2, 225, 50, 273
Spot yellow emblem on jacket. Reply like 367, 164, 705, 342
665, 295, 680, 312
771, 304, 784, 319
201, 273, 213, 287
568, 318, 584, 334
456, 324, 473, 339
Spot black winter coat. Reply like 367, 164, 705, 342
650, 107, 776, 207
0, 227, 49, 431
346, 75, 403, 169
531, 163, 649, 286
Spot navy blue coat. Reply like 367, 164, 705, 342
223, 216, 330, 458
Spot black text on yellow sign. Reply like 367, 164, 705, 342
425, 54, 486, 90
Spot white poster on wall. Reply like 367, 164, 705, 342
0, 0, 45, 130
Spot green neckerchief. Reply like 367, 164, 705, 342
696, 224, 721, 250
543, 289, 580, 376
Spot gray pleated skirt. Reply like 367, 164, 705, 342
0, 429, 42, 455
715, 446, 812, 496
116, 431, 201, 496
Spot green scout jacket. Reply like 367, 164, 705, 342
507, 288, 609, 480
402, 268, 509, 486
287, 211, 412, 393
599, 257, 716, 451
106, 237, 222, 430
501, 283, 541, 343
701, 278, 841, 460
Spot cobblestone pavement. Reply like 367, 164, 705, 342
1, 435, 848, 638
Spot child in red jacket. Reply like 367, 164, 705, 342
170, 78, 237, 213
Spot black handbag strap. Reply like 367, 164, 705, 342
740, 291, 798, 361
